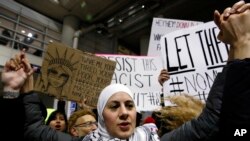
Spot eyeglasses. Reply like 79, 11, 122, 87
74, 121, 97, 128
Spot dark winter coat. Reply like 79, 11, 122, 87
23, 92, 82, 141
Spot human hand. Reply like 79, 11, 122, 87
20, 51, 35, 93
2, 50, 27, 92
1, 50, 34, 93
214, 0, 248, 44
214, 1, 250, 59
77, 98, 96, 110
214, 1, 250, 47
214, 1, 246, 26
158, 69, 170, 86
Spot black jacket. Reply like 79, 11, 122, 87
23, 92, 81, 141
218, 59, 250, 140
0, 96, 25, 140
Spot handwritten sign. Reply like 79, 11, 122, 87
148, 18, 203, 56
97, 54, 163, 111
160, 21, 230, 103
34, 42, 116, 106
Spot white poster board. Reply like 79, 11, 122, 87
97, 54, 163, 112
148, 18, 203, 56
160, 21, 230, 104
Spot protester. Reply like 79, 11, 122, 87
2, 1, 250, 141
46, 100, 68, 132
0, 49, 34, 140
82, 83, 159, 140
23, 82, 160, 140
0, 51, 159, 141
214, 2, 250, 140
46, 110, 68, 132
68, 109, 97, 137
159, 1, 250, 141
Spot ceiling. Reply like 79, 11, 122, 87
13, 0, 239, 54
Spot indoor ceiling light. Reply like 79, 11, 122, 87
81, 1, 86, 8
50, 0, 60, 5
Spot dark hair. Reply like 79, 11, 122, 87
136, 112, 142, 127
45, 110, 68, 132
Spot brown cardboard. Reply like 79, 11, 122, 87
34, 42, 116, 106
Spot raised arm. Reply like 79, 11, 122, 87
1, 49, 34, 140
1, 50, 33, 98
161, 1, 250, 141
216, 2, 250, 140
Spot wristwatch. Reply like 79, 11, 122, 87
3, 91, 20, 99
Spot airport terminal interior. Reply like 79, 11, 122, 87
1, 0, 238, 55
0, 0, 240, 111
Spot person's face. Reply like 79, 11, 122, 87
48, 66, 69, 87
49, 113, 67, 132
103, 92, 136, 139
71, 115, 97, 137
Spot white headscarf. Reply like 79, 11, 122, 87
82, 83, 159, 141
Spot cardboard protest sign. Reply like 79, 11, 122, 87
34, 42, 116, 106
96, 54, 163, 111
148, 18, 203, 56
160, 21, 230, 104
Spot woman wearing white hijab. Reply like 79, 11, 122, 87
82, 83, 160, 141
20, 73, 160, 141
